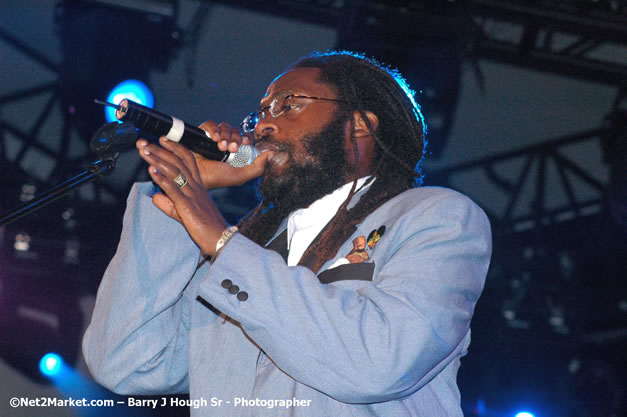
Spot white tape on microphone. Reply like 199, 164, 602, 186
165, 117, 185, 142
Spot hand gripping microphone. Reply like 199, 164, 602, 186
95, 99, 260, 167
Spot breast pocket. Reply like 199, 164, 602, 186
316, 262, 375, 284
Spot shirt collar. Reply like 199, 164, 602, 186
286, 176, 373, 254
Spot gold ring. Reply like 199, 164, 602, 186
173, 172, 188, 188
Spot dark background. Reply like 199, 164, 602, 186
1, 1, 625, 416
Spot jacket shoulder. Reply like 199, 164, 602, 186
380, 186, 486, 217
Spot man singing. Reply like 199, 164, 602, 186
83, 51, 492, 416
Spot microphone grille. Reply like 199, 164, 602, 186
226, 144, 258, 167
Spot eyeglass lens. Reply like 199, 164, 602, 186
241, 96, 289, 132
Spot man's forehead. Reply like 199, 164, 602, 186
262, 67, 331, 101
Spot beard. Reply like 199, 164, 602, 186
257, 111, 350, 214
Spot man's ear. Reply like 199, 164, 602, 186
352, 110, 379, 138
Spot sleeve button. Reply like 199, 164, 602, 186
237, 291, 248, 301
228, 285, 239, 294
221, 279, 232, 289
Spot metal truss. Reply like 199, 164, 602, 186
446, 111, 626, 416
0, 27, 146, 207
423, 91, 626, 351
426, 127, 607, 232
426, 125, 610, 324
2, 0, 625, 209
1, 0, 622, 264
0, 1, 186, 210
471, 0, 627, 86
214, 0, 627, 86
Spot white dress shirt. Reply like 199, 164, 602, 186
286, 177, 372, 266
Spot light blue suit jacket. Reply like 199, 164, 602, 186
83, 182, 491, 416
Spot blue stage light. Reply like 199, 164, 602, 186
515, 412, 536, 417
39, 353, 63, 376
105, 79, 154, 122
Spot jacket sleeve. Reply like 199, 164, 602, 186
196, 189, 491, 403
82, 182, 202, 395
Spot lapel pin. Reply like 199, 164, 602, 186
367, 225, 386, 249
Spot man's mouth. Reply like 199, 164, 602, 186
254, 142, 281, 153
254, 135, 287, 153
255, 137, 291, 167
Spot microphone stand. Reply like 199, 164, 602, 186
0, 156, 118, 227
0, 120, 138, 227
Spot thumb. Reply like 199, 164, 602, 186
229, 151, 275, 185
251, 150, 275, 172
152, 193, 181, 222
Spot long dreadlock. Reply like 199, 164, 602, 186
238, 51, 427, 273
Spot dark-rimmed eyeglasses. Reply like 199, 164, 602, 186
240, 94, 346, 133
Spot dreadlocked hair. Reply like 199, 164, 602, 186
238, 50, 427, 273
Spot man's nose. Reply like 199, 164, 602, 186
255, 117, 279, 137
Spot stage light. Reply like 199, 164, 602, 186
515, 412, 535, 417
39, 353, 63, 376
13, 233, 31, 252
105, 79, 154, 122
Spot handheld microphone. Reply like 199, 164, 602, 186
95, 99, 259, 167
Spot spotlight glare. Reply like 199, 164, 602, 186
39, 353, 63, 376
105, 79, 154, 122
515, 412, 535, 417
